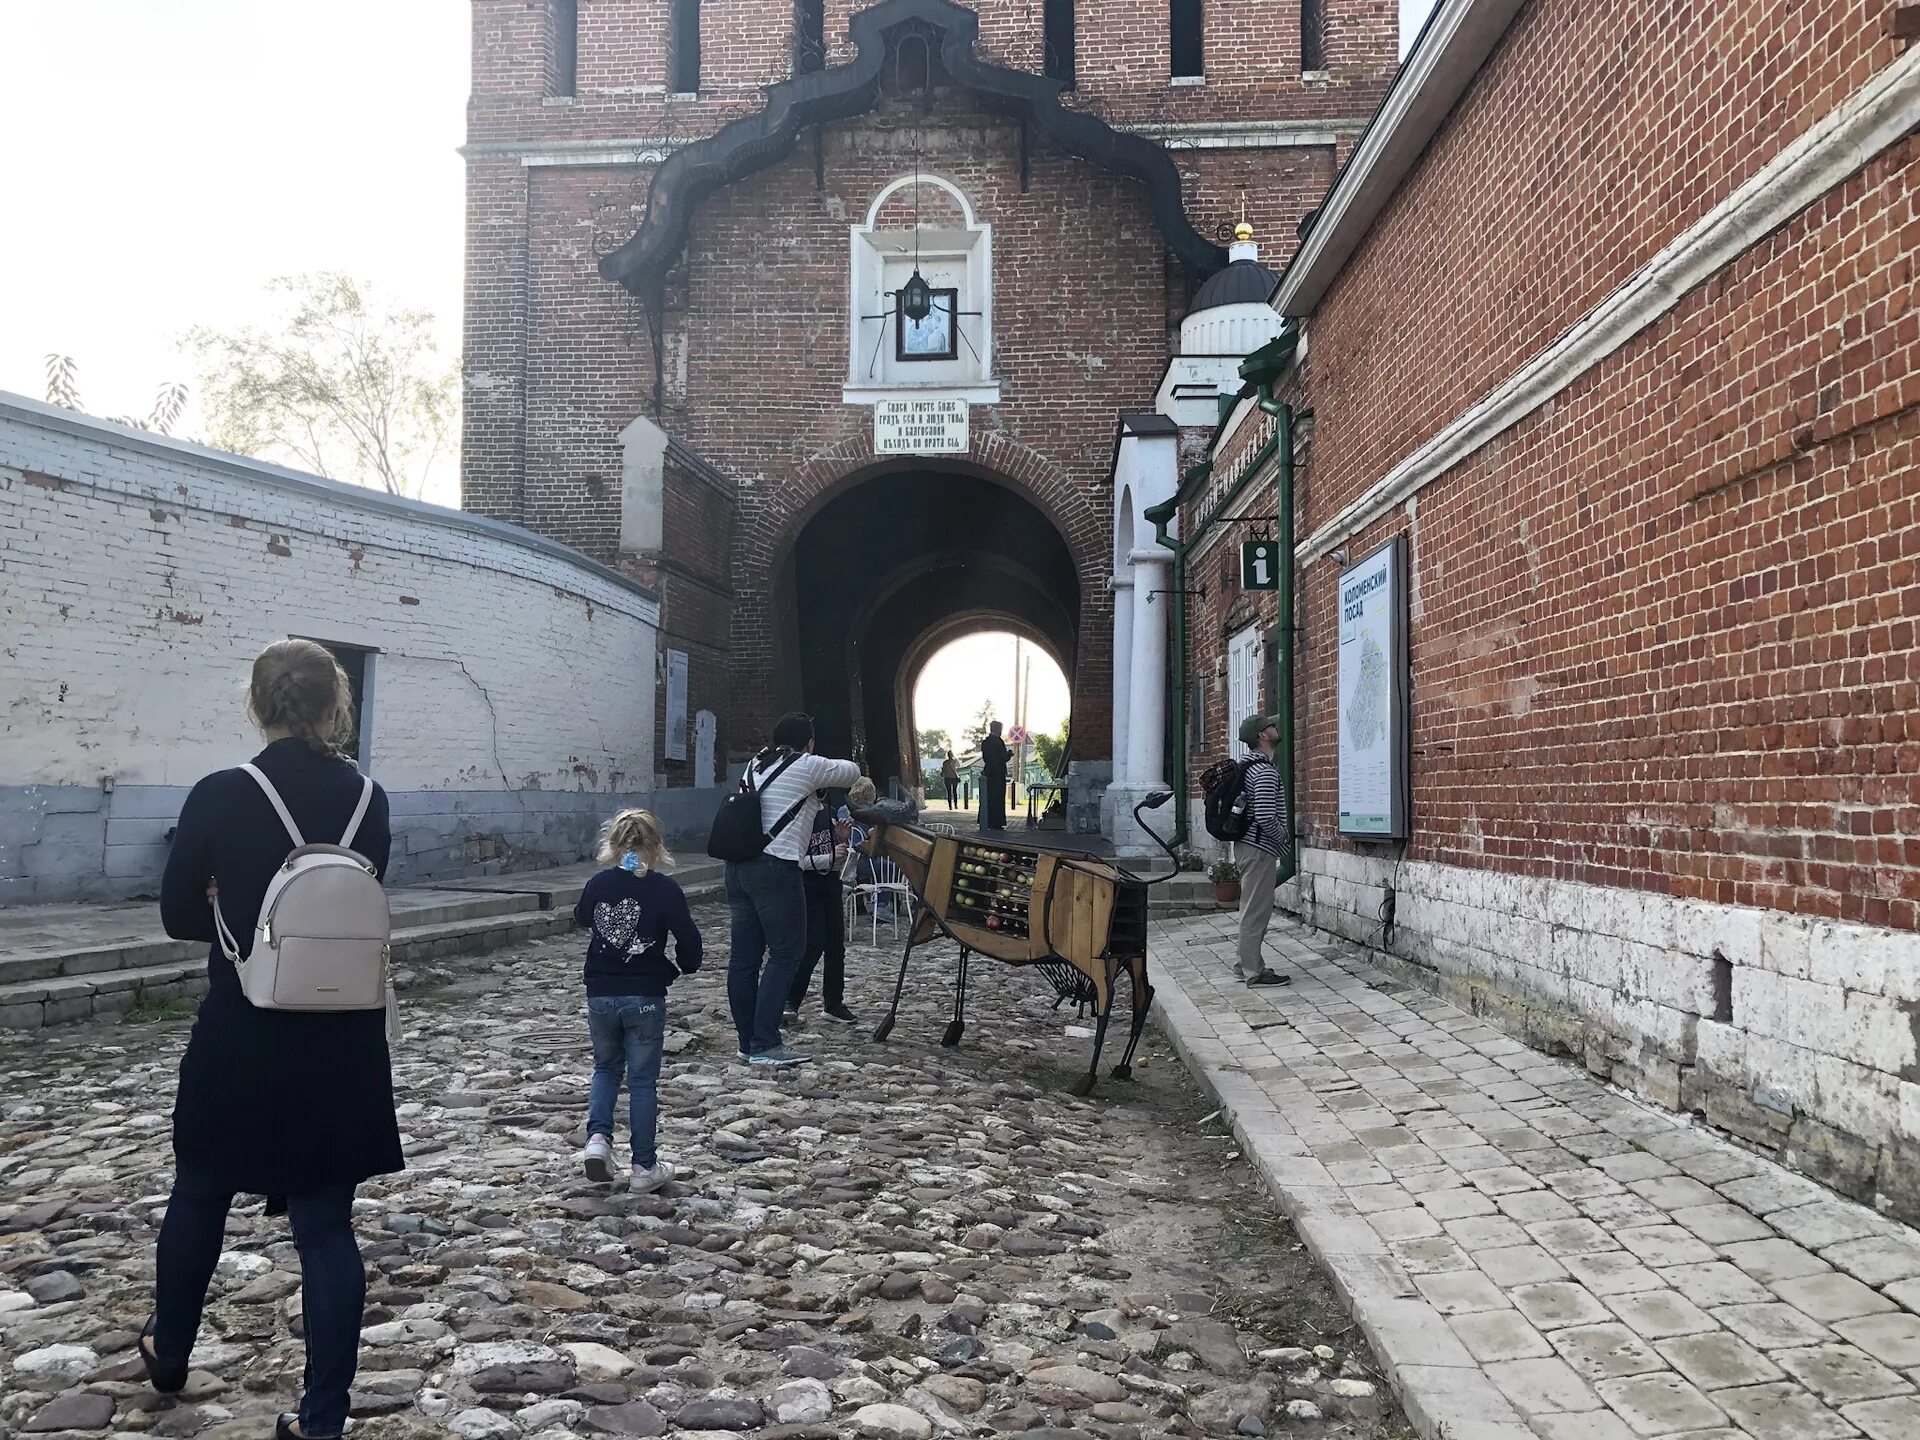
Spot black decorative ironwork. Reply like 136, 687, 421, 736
597, 0, 1228, 308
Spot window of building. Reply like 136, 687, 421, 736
1170, 0, 1204, 79
1227, 625, 1261, 758
1043, 0, 1076, 88
1301, 0, 1327, 72
795, 0, 825, 74
551, 0, 578, 97
668, 0, 701, 94
305, 639, 377, 770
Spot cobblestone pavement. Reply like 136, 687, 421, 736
1149, 912, 1920, 1440
0, 899, 1412, 1440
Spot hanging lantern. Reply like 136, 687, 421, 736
900, 268, 933, 322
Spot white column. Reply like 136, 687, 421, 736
1126, 551, 1170, 788
1109, 573, 1133, 785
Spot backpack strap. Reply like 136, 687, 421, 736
239, 764, 304, 847
747, 749, 801, 794
340, 775, 374, 850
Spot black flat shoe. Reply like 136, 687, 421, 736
276, 1415, 339, 1440
138, 1317, 188, 1395
1246, 970, 1292, 987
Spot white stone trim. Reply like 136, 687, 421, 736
1294, 42, 1920, 567
520, 147, 672, 167
1121, 118, 1366, 150
1273, 0, 1530, 317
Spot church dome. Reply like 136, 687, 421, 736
1186, 222, 1277, 315
1177, 223, 1284, 359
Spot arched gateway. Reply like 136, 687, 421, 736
462, 0, 1395, 830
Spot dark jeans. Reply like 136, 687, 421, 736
155, 1170, 362, 1437
726, 854, 806, 1053
789, 871, 845, 1011
943, 778, 958, 807
983, 775, 1007, 829
586, 994, 666, 1166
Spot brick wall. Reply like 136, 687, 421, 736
1178, 3, 1920, 1215
465, 0, 1393, 770
0, 397, 669, 901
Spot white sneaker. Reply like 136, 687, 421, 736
582, 1134, 614, 1183
630, 1160, 675, 1194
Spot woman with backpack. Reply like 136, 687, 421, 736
149, 639, 402, 1440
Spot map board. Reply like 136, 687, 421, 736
1336, 536, 1409, 839
664, 649, 689, 762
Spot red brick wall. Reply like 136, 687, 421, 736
1182, 2, 1920, 930
466, 0, 1396, 765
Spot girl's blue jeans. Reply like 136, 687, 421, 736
586, 995, 666, 1166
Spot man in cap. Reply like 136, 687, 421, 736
1236, 713, 1292, 987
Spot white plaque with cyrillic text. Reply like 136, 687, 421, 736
874, 397, 968, 455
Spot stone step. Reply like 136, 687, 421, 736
0, 888, 539, 988
0, 868, 728, 1031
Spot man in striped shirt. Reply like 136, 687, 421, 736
729, 713, 862, 1065
1237, 713, 1292, 988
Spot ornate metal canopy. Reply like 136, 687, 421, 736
596, 0, 1229, 303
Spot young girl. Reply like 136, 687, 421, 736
573, 810, 701, 1192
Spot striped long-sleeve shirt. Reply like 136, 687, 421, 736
1241, 754, 1291, 858
745, 750, 863, 863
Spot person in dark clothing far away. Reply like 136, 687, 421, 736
941, 750, 960, 808
1237, 713, 1293, 988
574, 808, 702, 1193
980, 720, 1010, 830
727, 712, 860, 1066
154, 639, 402, 1440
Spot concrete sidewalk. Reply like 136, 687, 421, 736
1149, 909, 1920, 1440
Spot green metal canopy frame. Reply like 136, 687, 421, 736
597, 0, 1230, 308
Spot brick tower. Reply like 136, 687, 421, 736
463, 0, 1397, 805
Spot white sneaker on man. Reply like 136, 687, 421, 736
630, 1160, 675, 1194
582, 1134, 614, 1183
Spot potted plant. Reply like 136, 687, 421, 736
1208, 858, 1242, 904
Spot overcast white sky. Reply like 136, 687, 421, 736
915, 631, 1071, 757
0, 1, 469, 498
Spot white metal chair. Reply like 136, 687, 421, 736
846, 856, 915, 945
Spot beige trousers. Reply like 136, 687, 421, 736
1236, 850, 1278, 976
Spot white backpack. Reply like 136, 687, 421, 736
214, 764, 397, 1039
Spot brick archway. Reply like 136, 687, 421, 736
730, 443, 1111, 791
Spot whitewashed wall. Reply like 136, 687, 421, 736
0, 393, 678, 901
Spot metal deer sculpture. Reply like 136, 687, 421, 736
854, 793, 1178, 1095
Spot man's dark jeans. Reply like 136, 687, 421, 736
789, 870, 845, 1012
155, 1169, 362, 1437
725, 854, 806, 1053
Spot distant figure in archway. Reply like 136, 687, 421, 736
941, 751, 960, 809
980, 721, 1009, 830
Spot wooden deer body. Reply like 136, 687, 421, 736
857, 819, 1153, 1095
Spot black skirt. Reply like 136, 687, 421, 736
172, 984, 404, 1199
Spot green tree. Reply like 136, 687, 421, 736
916, 727, 951, 761
962, 702, 997, 750
43, 354, 189, 435
1034, 721, 1070, 778
189, 273, 458, 498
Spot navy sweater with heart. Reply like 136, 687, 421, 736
573, 867, 703, 997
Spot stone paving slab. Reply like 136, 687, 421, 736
1148, 909, 1920, 1440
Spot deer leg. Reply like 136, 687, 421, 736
871, 935, 915, 1044
1070, 981, 1118, 1098
1111, 953, 1154, 1080
941, 948, 969, 1048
